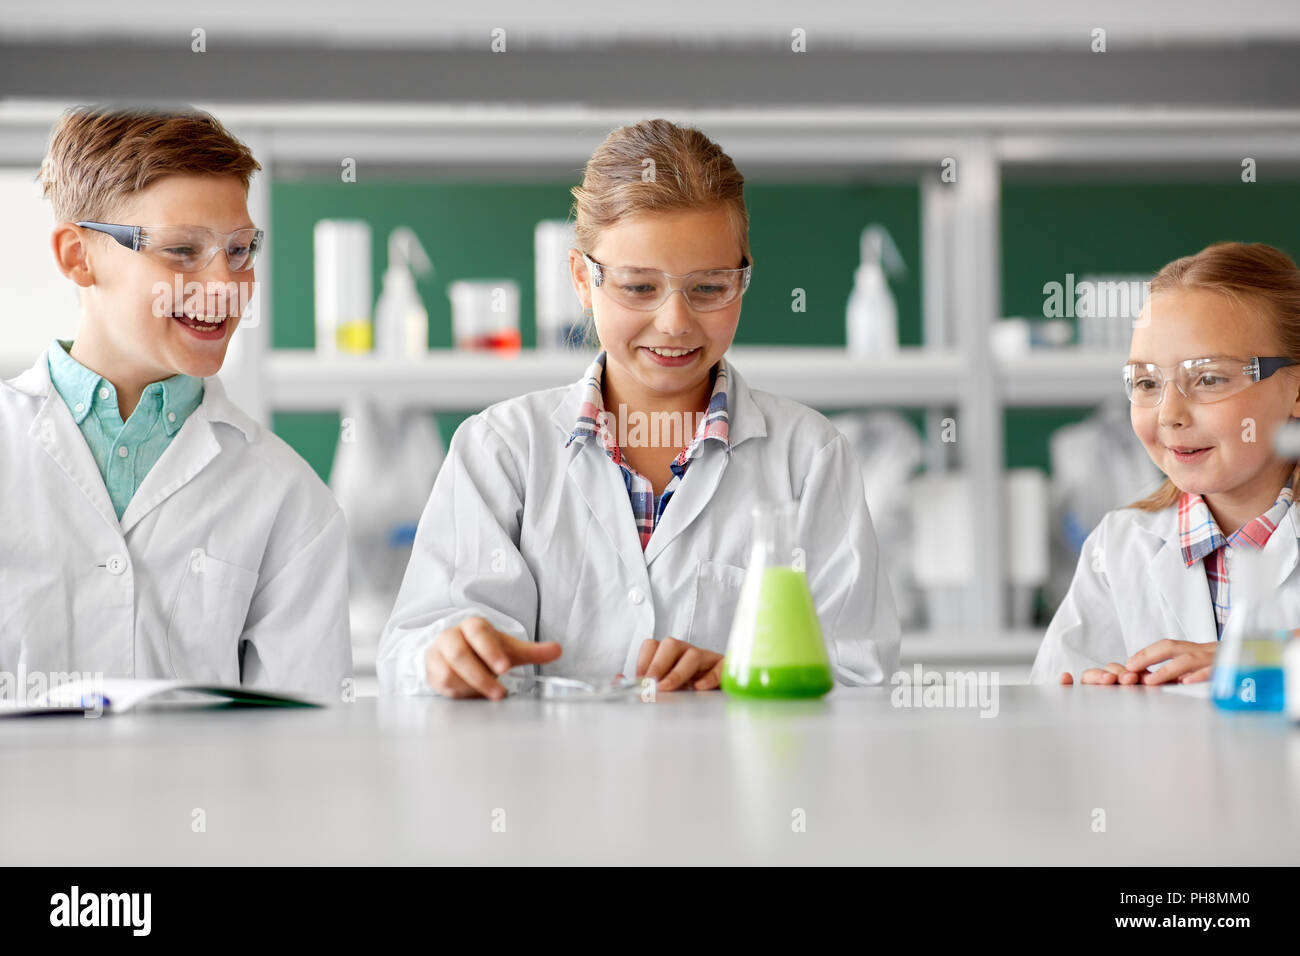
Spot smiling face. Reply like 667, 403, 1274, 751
58, 173, 256, 388
1129, 287, 1300, 510
569, 206, 744, 412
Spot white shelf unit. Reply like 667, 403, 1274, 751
7, 102, 1300, 661
265, 346, 969, 411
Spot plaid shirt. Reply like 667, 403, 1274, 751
1178, 471, 1297, 638
565, 351, 731, 550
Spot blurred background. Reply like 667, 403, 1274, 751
4, 1, 1300, 681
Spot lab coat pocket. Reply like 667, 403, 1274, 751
165, 547, 258, 682
686, 559, 748, 654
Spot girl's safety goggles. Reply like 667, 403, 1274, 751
76, 221, 264, 273
582, 252, 751, 312
1122, 355, 1297, 407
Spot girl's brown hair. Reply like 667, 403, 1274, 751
570, 118, 751, 265
38, 105, 261, 222
1129, 241, 1300, 511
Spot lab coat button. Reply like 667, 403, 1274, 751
106, 555, 127, 575
628, 587, 645, 605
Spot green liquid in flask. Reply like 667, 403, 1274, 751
722, 566, 833, 699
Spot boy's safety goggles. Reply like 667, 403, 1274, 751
582, 252, 751, 312
1122, 356, 1297, 407
76, 221, 264, 273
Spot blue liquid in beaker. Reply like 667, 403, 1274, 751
1212, 667, 1285, 711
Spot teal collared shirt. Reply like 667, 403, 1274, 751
47, 339, 205, 520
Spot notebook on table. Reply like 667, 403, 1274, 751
0, 678, 320, 716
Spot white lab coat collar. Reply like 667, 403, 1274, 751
10, 353, 260, 535
546, 360, 768, 571
9, 352, 258, 440
1129, 499, 1300, 643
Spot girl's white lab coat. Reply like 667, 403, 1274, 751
378, 361, 901, 695
0, 355, 352, 701
1030, 501, 1300, 682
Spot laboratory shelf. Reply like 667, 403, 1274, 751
264, 346, 968, 411
997, 350, 1130, 406
267, 348, 592, 411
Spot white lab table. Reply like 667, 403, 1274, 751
1, 685, 1296, 865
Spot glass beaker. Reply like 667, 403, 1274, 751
721, 503, 834, 699
1211, 547, 1289, 712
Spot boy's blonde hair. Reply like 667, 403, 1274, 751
37, 105, 261, 222
1129, 241, 1300, 511
570, 118, 751, 264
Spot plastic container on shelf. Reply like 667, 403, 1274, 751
909, 469, 1049, 631
313, 220, 372, 354
534, 220, 588, 350
448, 279, 521, 353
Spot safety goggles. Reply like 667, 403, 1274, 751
76, 221, 264, 273
1122, 356, 1297, 407
582, 252, 751, 312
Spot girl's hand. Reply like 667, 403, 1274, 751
424, 616, 563, 699
635, 637, 724, 691
1125, 639, 1217, 684
1063, 663, 1147, 685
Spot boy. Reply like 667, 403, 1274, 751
0, 106, 350, 701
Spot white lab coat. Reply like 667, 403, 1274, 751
1030, 501, 1300, 682
0, 354, 352, 702
377, 360, 901, 695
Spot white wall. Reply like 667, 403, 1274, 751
0, 169, 80, 376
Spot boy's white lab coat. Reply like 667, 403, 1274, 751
1030, 502, 1300, 682
0, 355, 352, 701
378, 361, 901, 695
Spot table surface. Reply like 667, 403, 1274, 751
2, 685, 1297, 865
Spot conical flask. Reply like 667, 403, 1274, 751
722, 503, 834, 699
1211, 546, 1289, 712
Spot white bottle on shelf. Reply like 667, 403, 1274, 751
535, 219, 587, 350
374, 227, 434, 358
846, 224, 905, 356
313, 219, 372, 354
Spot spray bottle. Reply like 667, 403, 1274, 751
846, 224, 906, 356
375, 227, 434, 358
